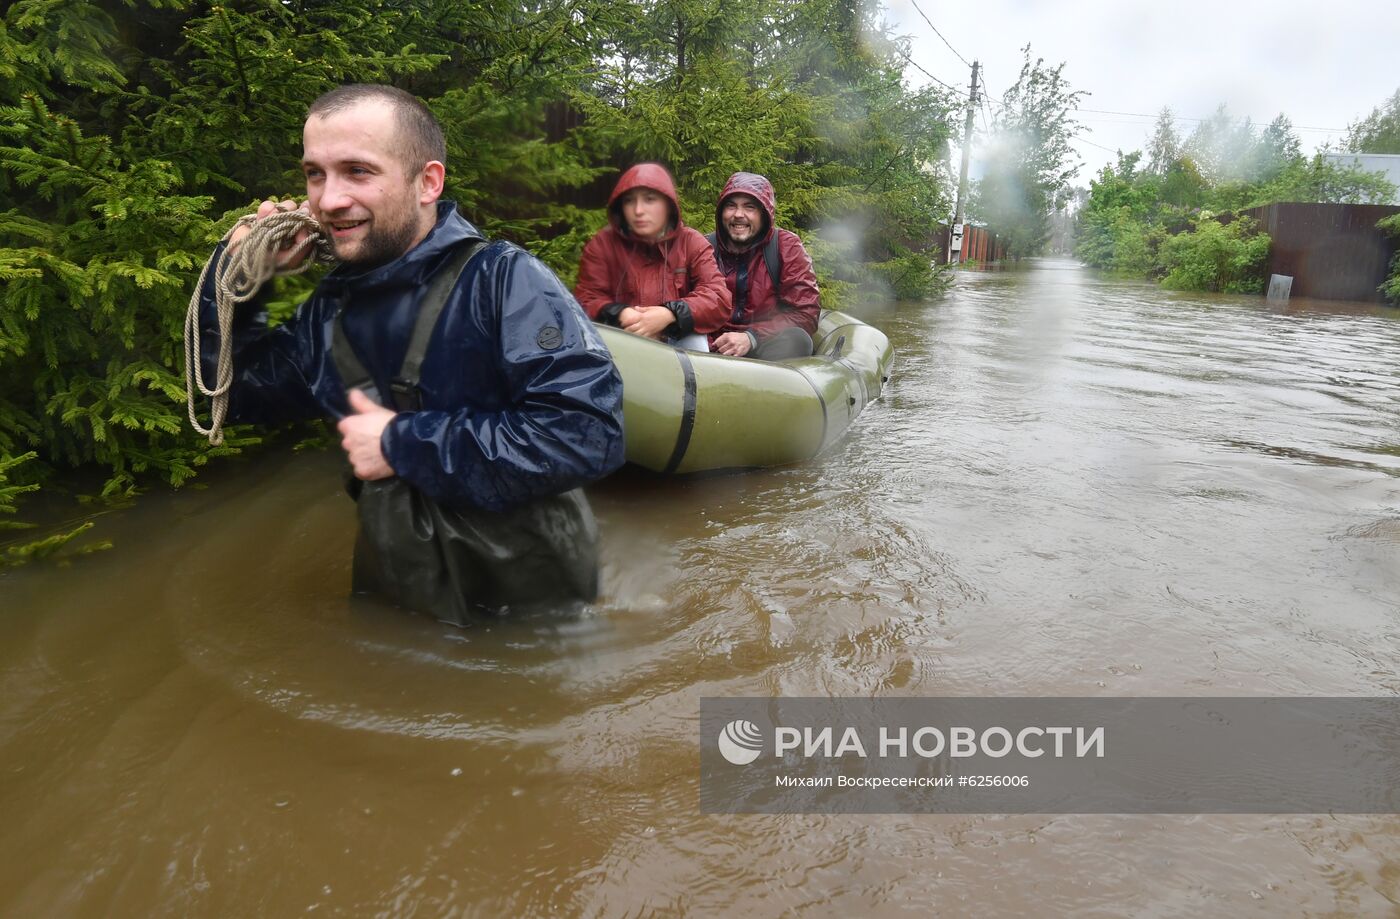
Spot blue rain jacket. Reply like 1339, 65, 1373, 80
199, 201, 626, 512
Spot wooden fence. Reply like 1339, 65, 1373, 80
936, 223, 1009, 266
1239, 202, 1400, 303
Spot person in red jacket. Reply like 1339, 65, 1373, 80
575, 163, 730, 351
708, 172, 821, 360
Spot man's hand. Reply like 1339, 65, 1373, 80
712, 331, 753, 357
619, 305, 675, 341
228, 198, 314, 272
339, 389, 397, 480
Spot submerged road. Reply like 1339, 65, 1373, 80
2, 258, 1398, 915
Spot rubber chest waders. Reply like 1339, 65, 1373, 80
330, 240, 599, 624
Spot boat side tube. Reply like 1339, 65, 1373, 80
596, 309, 893, 474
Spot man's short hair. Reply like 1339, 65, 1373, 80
307, 84, 447, 174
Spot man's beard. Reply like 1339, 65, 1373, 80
724, 223, 760, 248
331, 212, 420, 267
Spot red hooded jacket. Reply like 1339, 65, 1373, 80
711, 172, 820, 345
574, 163, 731, 337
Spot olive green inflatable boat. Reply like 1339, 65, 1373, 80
595, 309, 893, 473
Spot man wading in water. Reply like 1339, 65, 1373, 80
194, 84, 625, 623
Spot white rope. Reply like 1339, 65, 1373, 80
183, 208, 335, 444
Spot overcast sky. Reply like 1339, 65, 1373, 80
882, 0, 1400, 186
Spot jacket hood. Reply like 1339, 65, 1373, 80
607, 163, 683, 241
715, 172, 776, 250
321, 200, 484, 294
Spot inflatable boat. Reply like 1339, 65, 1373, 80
595, 309, 893, 473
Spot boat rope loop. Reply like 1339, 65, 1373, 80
183, 208, 335, 444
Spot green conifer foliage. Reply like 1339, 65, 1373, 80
2, 0, 956, 558
1, 0, 460, 556
575, 0, 956, 301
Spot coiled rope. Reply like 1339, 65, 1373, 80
183, 207, 335, 444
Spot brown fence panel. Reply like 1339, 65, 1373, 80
939, 224, 1010, 266
1242, 203, 1400, 302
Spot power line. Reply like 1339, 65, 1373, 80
1072, 107, 1346, 133
1074, 107, 1183, 119
978, 65, 996, 108
908, 0, 971, 68
1076, 115, 1344, 135
1074, 135, 1121, 154
891, 43, 968, 97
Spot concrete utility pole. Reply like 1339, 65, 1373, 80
949, 60, 979, 265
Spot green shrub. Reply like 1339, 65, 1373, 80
1380, 213, 1400, 305
1159, 216, 1271, 294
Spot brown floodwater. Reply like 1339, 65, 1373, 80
2, 258, 1399, 916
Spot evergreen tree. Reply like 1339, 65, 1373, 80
1, 0, 958, 556
1145, 108, 1181, 176
575, 0, 956, 300
1254, 114, 1302, 180
1184, 105, 1259, 183
0, 0, 613, 556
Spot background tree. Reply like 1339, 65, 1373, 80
1345, 88, 1400, 154
1251, 114, 1302, 181
1145, 108, 1181, 176
970, 46, 1085, 257
1075, 102, 1395, 292
1184, 105, 1261, 184
1074, 151, 1163, 275
574, 0, 957, 299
